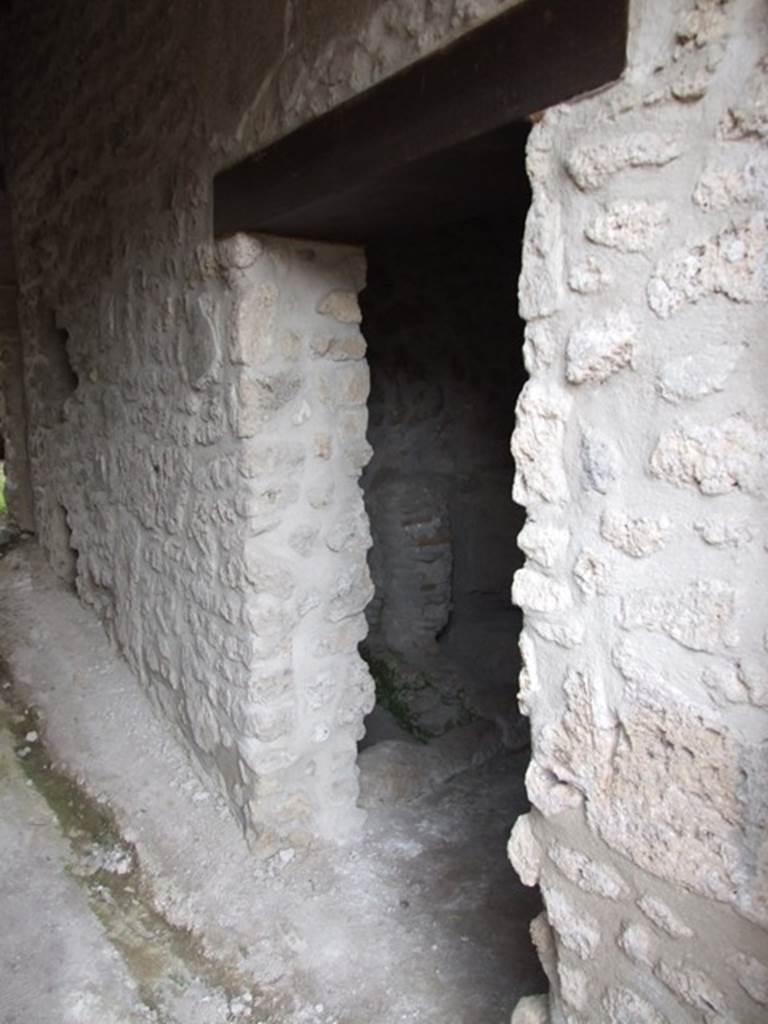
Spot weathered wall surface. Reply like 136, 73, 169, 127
0, 185, 33, 531
508, 0, 768, 1020
0, 0, 522, 839
17, 223, 375, 845
51, 230, 373, 845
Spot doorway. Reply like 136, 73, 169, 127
358, 212, 528, 752
212, 1, 629, 1012
350, 197, 546, 1019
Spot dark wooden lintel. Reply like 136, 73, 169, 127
214, 0, 629, 242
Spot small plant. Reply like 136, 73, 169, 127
0, 463, 6, 519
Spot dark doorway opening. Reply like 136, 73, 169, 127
358, 212, 528, 749
352, 198, 546, 1018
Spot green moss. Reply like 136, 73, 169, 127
361, 645, 478, 741
361, 649, 433, 741
0, 663, 273, 1020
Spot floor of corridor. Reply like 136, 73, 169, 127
0, 542, 544, 1024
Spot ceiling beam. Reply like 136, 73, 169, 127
214, 0, 629, 241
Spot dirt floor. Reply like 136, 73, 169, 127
0, 541, 545, 1024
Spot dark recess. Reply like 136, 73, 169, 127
214, 0, 628, 242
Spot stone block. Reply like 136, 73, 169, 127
519, 192, 565, 319
510, 994, 549, 1024
508, 813, 542, 886
565, 309, 637, 384
512, 384, 571, 505
637, 895, 693, 939
513, 568, 572, 613
544, 889, 601, 960
600, 509, 669, 558
602, 987, 668, 1024
586, 200, 668, 253
566, 133, 682, 191
650, 414, 766, 495
317, 290, 362, 323
648, 215, 768, 318
547, 842, 629, 899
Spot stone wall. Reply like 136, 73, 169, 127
508, 0, 768, 1020
2, 0, 766, 1011
46, 230, 373, 845
0, 0, 523, 841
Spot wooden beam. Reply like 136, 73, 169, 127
214, 0, 629, 241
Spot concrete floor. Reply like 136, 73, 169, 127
0, 542, 545, 1024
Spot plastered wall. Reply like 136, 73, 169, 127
508, 1, 768, 1020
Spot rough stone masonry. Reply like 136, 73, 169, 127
508, 0, 768, 1020
0, 0, 529, 846
0, 0, 766, 1021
